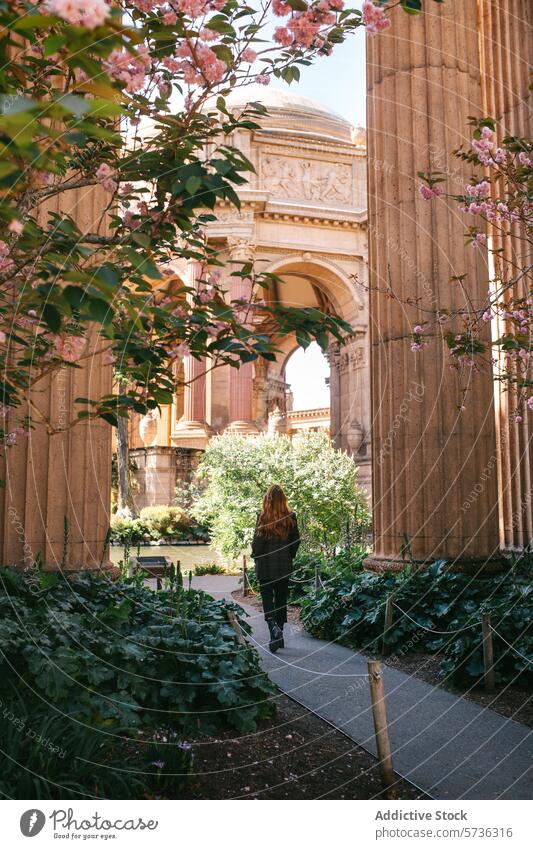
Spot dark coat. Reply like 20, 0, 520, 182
251, 512, 300, 583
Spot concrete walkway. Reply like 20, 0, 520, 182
191, 574, 533, 800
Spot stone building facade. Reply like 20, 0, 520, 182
129, 86, 372, 509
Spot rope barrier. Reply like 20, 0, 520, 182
490, 626, 533, 665
392, 601, 478, 635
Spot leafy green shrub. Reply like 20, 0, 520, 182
0, 694, 193, 799
299, 561, 532, 686
140, 505, 191, 540
0, 567, 276, 799
194, 562, 225, 576
193, 432, 370, 559
109, 506, 209, 545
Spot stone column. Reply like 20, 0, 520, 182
327, 342, 341, 449
172, 261, 210, 448
365, 3, 503, 571
0, 184, 112, 571
226, 238, 259, 434
479, 0, 533, 551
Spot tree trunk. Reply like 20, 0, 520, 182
116, 383, 136, 517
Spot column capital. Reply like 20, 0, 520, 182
227, 236, 255, 263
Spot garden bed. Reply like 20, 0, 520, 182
185, 693, 425, 800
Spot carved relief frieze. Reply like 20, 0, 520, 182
260, 153, 353, 206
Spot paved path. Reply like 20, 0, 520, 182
191, 574, 533, 800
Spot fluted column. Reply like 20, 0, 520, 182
0, 184, 112, 571
365, 3, 503, 571
479, 0, 533, 551
225, 239, 259, 434
172, 261, 210, 448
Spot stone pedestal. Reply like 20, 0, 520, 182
365, 3, 504, 572
130, 447, 178, 510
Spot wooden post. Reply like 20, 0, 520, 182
243, 554, 250, 597
482, 613, 495, 693
382, 593, 394, 657
367, 660, 396, 799
227, 609, 246, 646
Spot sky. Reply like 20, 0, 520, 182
276, 32, 366, 411
285, 342, 330, 410
275, 29, 366, 126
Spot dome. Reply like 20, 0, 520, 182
213, 85, 353, 143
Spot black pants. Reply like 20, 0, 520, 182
260, 577, 289, 627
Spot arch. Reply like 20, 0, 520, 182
262, 254, 365, 318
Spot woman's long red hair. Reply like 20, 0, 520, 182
256, 484, 295, 539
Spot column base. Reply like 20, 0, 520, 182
171, 420, 210, 449
225, 420, 260, 435
363, 553, 509, 575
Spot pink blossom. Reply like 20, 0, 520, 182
95, 162, 117, 193
272, 0, 291, 16
104, 45, 152, 93
466, 180, 490, 199
274, 26, 294, 47
362, 0, 391, 35
413, 325, 423, 334
411, 341, 427, 352
419, 184, 442, 200
471, 232, 487, 248
199, 27, 218, 41
163, 10, 177, 24
241, 48, 257, 63
492, 148, 506, 164
255, 74, 270, 85
44, 0, 110, 28
52, 334, 87, 362
527, 397, 533, 411
437, 313, 448, 324
8, 219, 23, 234
482, 310, 494, 322
518, 151, 533, 168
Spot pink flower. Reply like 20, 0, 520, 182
8, 219, 23, 234
471, 232, 487, 248
255, 74, 270, 85
272, 0, 291, 16
466, 180, 490, 199
241, 48, 257, 63
52, 334, 87, 362
45, 0, 110, 28
362, 0, 391, 35
104, 45, 152, 93
273, 26, 294, 47
413, 325, 423, 334
482, 310, 494, 321
96, 162, 117, 193
411, 341, 427, 352
518, 151, 533, 168
419, 184, 442, 200
527, 397, 533, 411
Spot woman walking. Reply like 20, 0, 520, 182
251, 484, 300, 653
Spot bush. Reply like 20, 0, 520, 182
299, 560, 533, 687
109, 505, 210, 545
193, 431, 370, 559
194, 562, 225, 576
0, 568, 276, 798
139, 505, 191, 539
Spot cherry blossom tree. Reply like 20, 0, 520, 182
418, 118, 532, 418
0, 0, 430, 450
